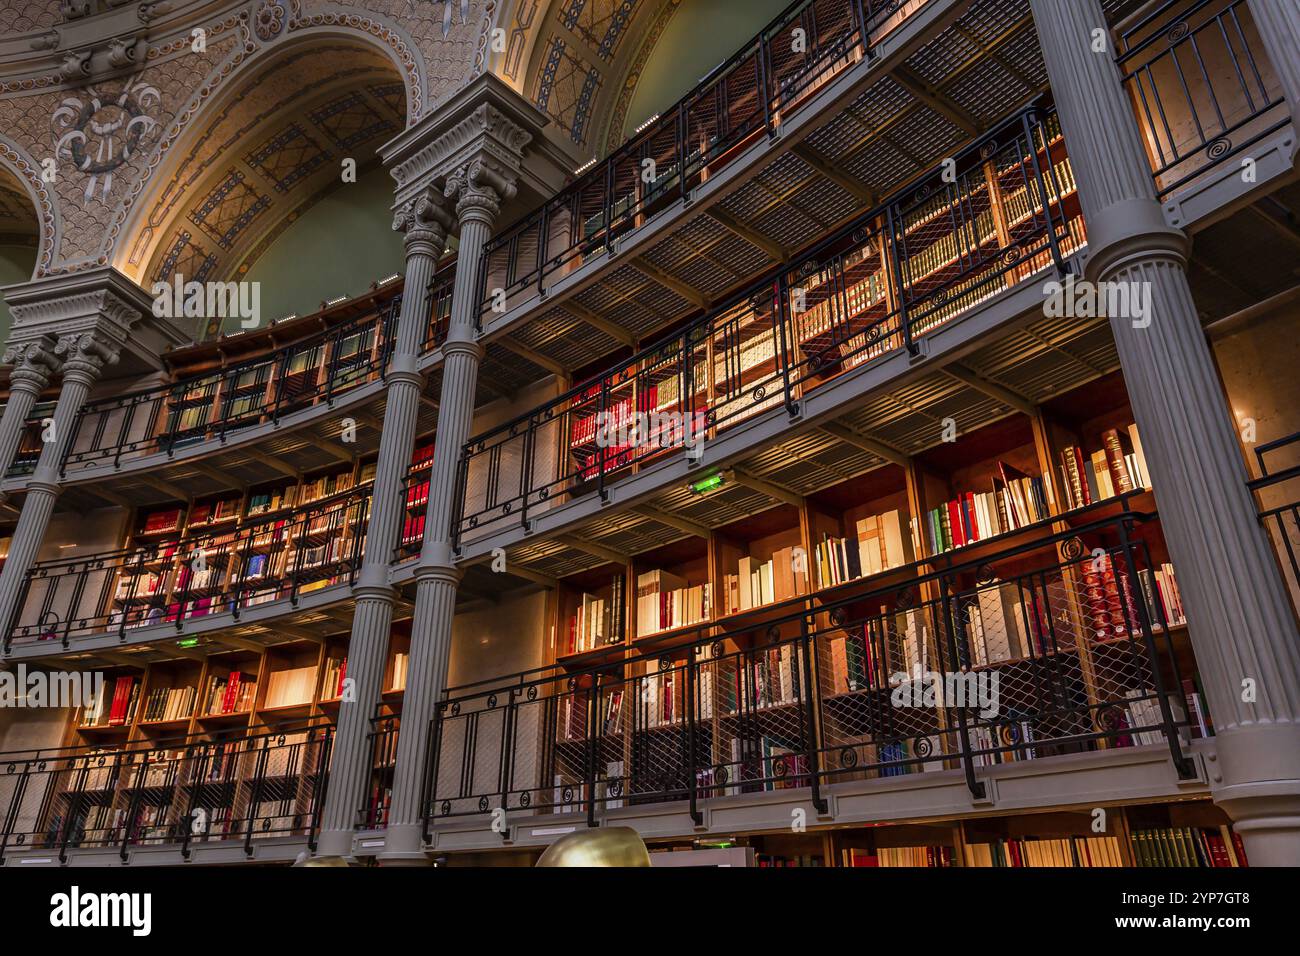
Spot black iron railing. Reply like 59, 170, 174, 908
1250, 430, 1300, 617
0, 720, 333, 862
478, 0, 919, 318
455, 105, 1082, 545
424, 505, 1195, 831
1118, 0, 1287, 197
358, 714, 400, 830
5, 484, 373, 651
423, 265, 457, 352
5, 289, 407, 480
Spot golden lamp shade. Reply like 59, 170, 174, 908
536, 827, 651, 867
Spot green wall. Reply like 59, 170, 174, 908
0, 244, 37, 347
234, 166, 405, 334
624, 0, 795, 137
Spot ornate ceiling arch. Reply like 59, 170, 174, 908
0, 134, 59, 279
114, 27, 412, 293
0, 1, 495, 281
486, 0, 683, 161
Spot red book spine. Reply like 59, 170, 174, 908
223, 670, 240, 714
947, 500, 964, 548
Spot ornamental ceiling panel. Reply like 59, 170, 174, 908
0, 168, 41, 248
126, 40, 408, 295
0, 1, 490, 277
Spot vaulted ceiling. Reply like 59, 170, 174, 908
0, 166, 40, 250
491, 0, 685, 159
122, 38, 406, 304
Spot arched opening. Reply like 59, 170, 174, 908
620, 0, 794, 140
119, 34, 412, 340
0, 162, 41, 344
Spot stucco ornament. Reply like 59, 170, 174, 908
53, 75, 161, 203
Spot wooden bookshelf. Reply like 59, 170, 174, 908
632, 536, 711, 644
556, 562, 629, 665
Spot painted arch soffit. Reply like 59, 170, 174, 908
0, 0, 499, 279
484, 0, 682, 159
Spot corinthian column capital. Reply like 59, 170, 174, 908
444, 156, 519, 227
2, 334, 62, 393
394, 187, 456, 259
54, 330, 119, 384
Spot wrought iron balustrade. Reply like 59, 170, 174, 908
1118, 0, 1287, 197
423, 265, 456, 352
424, 505, 1195, 830
1249, 430, 1300, 621
477, 0, 917, 317
0, 721, 333, 862
455, 106, 1082, 545
10, 291, 405, 479
5, 484, 373, 651
359, 714, 400, 830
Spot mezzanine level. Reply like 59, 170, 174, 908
0, 503, 1217, 865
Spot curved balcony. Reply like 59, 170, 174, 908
0, 719, 332, 863
3, 269, 453, 508
423, 504, 1196, 830
5, 481, 377, 653
455, 105, 1084, 547
479, 0, 922, 319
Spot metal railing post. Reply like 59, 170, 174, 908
937, 578, 987, 800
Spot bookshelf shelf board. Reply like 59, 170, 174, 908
75, 723, 131, 734
137, 717, 193, 730
556, 643, 628, 668
197, 710, 252, 724
632, 618, 713, 649
257, 702, 314, 719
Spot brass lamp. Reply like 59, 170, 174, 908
536, 827, 651, 867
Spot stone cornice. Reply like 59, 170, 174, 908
0, 266, 184, 375
382, 73, 546, 210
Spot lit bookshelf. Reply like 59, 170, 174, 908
556, 563, 628, 664
715, 504, 808, 619
633, 537, 711, 642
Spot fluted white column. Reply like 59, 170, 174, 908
380, 158, 517, 862
0, 336, 60, 488
1032, 0, 1300, 865
316, 192, 453, 858
1247, 0, 1300, 128
0, 333, 117, 642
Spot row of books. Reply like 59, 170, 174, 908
82, 676, 140, 728
723, 547, 809, 615
322, 656, 347, 700
924, 462, 1052, 555
390, 652, 409, 692
963, 580, 1040, 666
263, 664, 317, 709
1058, 424, 1149, 510
842, 845, 956, 867
567, 575, 626, 655
636, 569, 710, 635
132, 460, 380, 545
813, 509, 914, 590
188, 498, 241, 526
205, 670, 257, 715
964, 835, 1124, 867
826, 607, 933, 695
1131, 826, 1248, 867
140, 685, 198, 724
